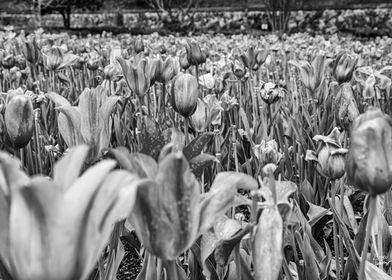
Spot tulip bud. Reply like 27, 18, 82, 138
103, 63, 121, 81
333, 52, 358, 84
22, 36, 40, 65
134, 37, 144, 54
307, 127, 347, 180
157, 56, 177, 84
146, 58, 162, 86
2, 54, 15, 69
347, 107, 392, 196
4, 94, 34, 149
239, 46, 256, 70
334, 83, 359, 131
253, 140, 282, 167
45, 47, 63, 71
232, 60, 246, 78
259, 82, 284, 104
171, 72, 199, 118
185, 40, 206, 66
179, 50, 190, 70
87, 58, 100, 71
117, 57, 150, 97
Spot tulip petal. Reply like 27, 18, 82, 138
80, 170, 141, 279
98, 95, 121, 151
45, 92, 71, 107
58, 53, 80, 70
198, 172, 258, 234
57, 106, 82, 147
79, 88, 99, 144
0, 153, 29, 271
9, 177, 64, 280
53, 145, 90, 191
117, 57, 136, 93
253, 205, 283, 280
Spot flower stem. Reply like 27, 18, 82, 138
359, 195, 377, 280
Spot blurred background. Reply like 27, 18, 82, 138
0, 0, 391, 36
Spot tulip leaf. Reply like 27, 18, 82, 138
253, 205, 284, 280
53, 145, 90, 191
198, 172, 258, 234
45, 92, 71, 107
81, 170, 141, 279
57, 106, 82, 147
365, 261, 392, 280
183, 132, 214, 161
295, 231, 320, 280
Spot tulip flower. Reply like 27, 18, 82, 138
117, 57, 150, 97
103, 63, 121, 82
185, 40, 206, 66
259, 82, 284, 104
190, 95, 223, 132
134, 37, 145, 54
232, 59, 246, 78
43, 46, 80, 72
156, 56, 177, 84
219, 90, 238, 111
18, 36, 40, 66
253, 139, 282, 167
333, 52, 358, 84
290, 54, 331, 93
112, 150, 258, 260
48, 86, 120, 163
0, 145, 139, 280
1, 54, 15, 69
306, 127, 348, 180
239, 46, 257, 70
347, 107, 392, 196
146, 57, 163, 86
334, 83, 359, 131
179, 50, 190, 70
171, 72, 199, 118
4, 93, 34, 149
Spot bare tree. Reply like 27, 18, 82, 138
262, 0, 303, 33
143, 0, 200, 31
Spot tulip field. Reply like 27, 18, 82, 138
1, 29, 392, 280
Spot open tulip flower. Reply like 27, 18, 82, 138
42, 46, 80, 72
290, 54, 331, 93
0, 145, 140, 280
117, 57, 150, 97
47, 86, 121, 162
112, 150, 258, 260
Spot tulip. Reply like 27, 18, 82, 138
306, 127, 347, 180
290, 54, 331, 93
0, 146, 139, 280
146, 57, 162, 86
50, 86, 121, 163
20, 36, 40, 65
219, 90, 238, 111
333, 52, 358, 84
232, 59, 246, 78
334, 83, 359, 131
4, 94, 34, 149
171, 72, 199, 118
134, 37, 144, 54
157, 56, 177, 84
117, 57, 150, 97
113, 150, 258, 260
103, 63, 121, 81
255, 46, 270, 66
2, 54, 15, 69
239, 46, 257, 70
14, 55, 26, 70
347, 107, 392, 196
44, 47, 79, 72
190, 95, 223, 132
259, 82, 284, 104
185, 40, 206, 66
253, 140, 282, 167
179, 50, 190, 70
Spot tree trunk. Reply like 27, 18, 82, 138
61, 3, 72, 29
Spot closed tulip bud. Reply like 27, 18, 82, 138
179, 50, 190, 70
232, 59, 246, 78
171, 72, 199, 118
333, 52, 358, 84
45, 47, 63, 71
134, 37, 144, 54
253, 140, 282, 167
2, 54, 15, 69
185, 40, 205, 66
259, 82, 284, 104
306, 127, 348, 180
103, 63, 121, 81
4, 94, 34, 149
347, 107, 392, 196
146, 58, 162, 86
87, 58, 100, 71
117, 57, 150, 97
334, 83, 359, 130
157, 56, 177, 84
